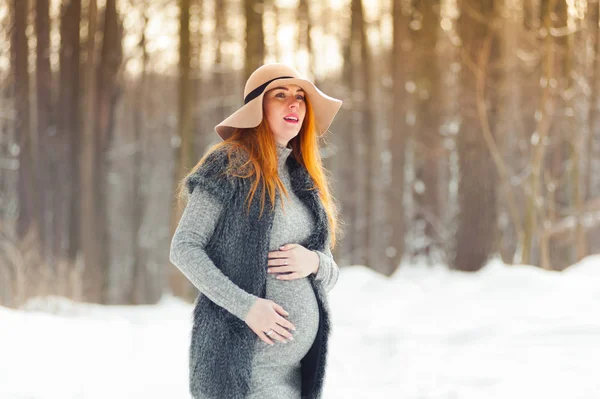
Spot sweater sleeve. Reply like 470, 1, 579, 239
311, 236, 340, 293
169, 186, 259, 321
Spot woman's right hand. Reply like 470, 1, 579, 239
244, 298, 296, 345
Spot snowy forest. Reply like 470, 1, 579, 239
1, 0, 600, 398
1, 0, 600, 306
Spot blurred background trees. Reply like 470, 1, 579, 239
1, 0, 599, 306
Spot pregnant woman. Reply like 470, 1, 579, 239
170, 63, 343, 399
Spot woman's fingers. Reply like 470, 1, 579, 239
267, 327, 289, 343
271, 301, 296, 332
276, 314, 296, 332
258, 325, 291, 345
273, 324, 294, 341
272, 302, 289, 317
246, 299, 297, 346
268, 265, 292, 273
259, 330, 275, 346
261, 325, 293, 344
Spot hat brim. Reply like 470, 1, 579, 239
215, 78, 342, 141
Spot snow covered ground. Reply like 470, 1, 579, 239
1, 256, 599, 399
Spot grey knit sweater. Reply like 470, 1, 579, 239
170, 143, 339, 398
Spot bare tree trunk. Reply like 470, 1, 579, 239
34, 0, 52, 258
497, 2, 530, 264
355, 0, 377, 270
11, 0, 36, 241
436, 0, 461, 265
56, 0, 76, 266
543, 0, 569, 269
94, 0, 123, 297
411, 0, 442, 264
214, 0, 226, 122
81, 0, 102, 302
586, 0, 600, 254
334, 4, 355, 266
190, 0, 205, 152
388, 0, 408, 271
345, 0, 368, 267
244, 0, 265, 80
454, 0, 498, 271
63, 0, 82, 265
297, 0, 314, 77
567, 5, 587, 264
169, 0, 195, 299
130, 3, 150, 305
523, 0, 541, 31
522, 0, 557, 267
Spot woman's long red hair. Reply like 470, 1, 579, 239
177, 99, 342, 249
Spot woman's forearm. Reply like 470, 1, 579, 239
312, 244, 340, 293
170, 188, 258, 321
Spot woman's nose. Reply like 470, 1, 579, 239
289, 99, 299, 109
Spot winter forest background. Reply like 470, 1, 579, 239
2, 0, 600, 398
1, 0, 600, 306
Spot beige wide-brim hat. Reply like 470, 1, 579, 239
215, 63, 343, 141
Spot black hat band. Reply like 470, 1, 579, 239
244, 76, 294, 104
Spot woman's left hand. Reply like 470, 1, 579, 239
267, 243, 319, 280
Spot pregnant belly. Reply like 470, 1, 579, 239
251, 275, 320, 367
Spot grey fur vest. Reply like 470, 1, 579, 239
184, 146, 332, 399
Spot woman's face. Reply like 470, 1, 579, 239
263, 84, 306, 147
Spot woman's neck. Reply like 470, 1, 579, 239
275, 142, 292, 168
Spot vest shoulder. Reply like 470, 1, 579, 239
185, 145, 246, 202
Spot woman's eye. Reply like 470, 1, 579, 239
273, 92, 304, 101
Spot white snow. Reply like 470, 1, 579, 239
1, 256, 599, 399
